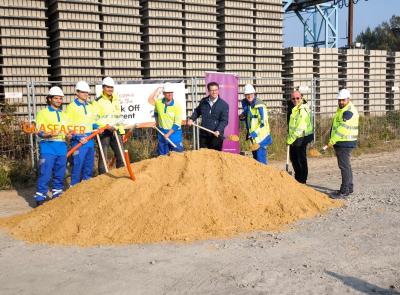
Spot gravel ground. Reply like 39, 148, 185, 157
0, 150, 399, 295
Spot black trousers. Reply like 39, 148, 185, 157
200, 134, 224, 151
289, 143, 308, 184
98, 129, 124, 174
334, 146, 354, 193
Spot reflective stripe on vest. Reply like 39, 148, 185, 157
287, 103, 313, 145
247, 98, 270, 144
330, 101, 359, 145
154, 98, 181, 130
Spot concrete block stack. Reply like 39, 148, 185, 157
339, 49, 366, 114
0, 0, 50, 115
253, 0, 283, 110
315, 48, 340, 114
140, 0, 185, 79
394, 52, 400, 111
47, 0, 103, 102
283, 47, 314, 106
101, 0, 142, 81
183, 0, 219, 112
217, 0, 283, 111
367, 50, 387, 115
386, 52, 396, 111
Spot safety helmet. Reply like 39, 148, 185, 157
48, 86, 64, 97
337, 89, 351, 100
76, 81, 91, 93
102, 76, 115, 87
244, 84, 256, 95
163, 82, 174, 93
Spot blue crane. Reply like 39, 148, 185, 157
283, 0, 339, 48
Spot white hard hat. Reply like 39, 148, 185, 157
76, 81, 91, 93
48, 86, 64, 97
102, 76, 115, 87
244, 84, 256, 95
337, 89, 351, 100
162, 82, 174, 93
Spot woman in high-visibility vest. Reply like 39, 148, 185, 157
240, 84, 272, 164
34, 86, 70, 206
65, 81, 98, 186
287, 91, 314, 184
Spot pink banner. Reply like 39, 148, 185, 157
205, 72, 240, 154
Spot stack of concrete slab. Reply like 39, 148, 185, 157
315, 48, 340, 114
217, 0, 283, 110
101, 0, 142, 81
367, 50, 387, 115
184, 0, 218, 78
386, 52, 396, 111
394, 52, 400, 111
184, 0, 219, 111
47, 0, 102, 101
0, 0, 50, 115
253, 0, 283, 110
283, 47, 314, 105
339, 49, 366, 113
140, 0, 185, 79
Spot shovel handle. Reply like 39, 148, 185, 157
192, 123, 218, 137
67, 125, 109, 158
153, 126, 177, 148
286, 145, 290, 172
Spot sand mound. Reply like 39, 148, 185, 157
0, 149, 341, 246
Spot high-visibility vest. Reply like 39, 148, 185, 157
246, 98, 270, 144
92, 91, 125, 134
65, 98, 96, 136
287, 103, 313, 145
35, 106, 69, 142
329, 101, 359, 145
154, 98, 182, 130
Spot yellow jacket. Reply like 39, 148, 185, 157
92, 91, 125, 135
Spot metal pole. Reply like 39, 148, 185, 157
311, 77, 317, 145
195, 77, 200, 150
348, 0, 353, 48
191, 77, 196, 150
31, 81, 39, 162
26, 82, 35, 169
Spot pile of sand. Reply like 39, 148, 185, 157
0, 149, 341, 246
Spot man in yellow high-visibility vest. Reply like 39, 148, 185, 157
323, 89, 359, 198
154, 82, 184, 155
287, 91, 314, 183
92, 77, 125, 174
34, 86, 70, 206
65, 81, 97, 185
239, 84, 272, 164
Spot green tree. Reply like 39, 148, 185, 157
355, 15, 400, 51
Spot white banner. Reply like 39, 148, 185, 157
95, 82, 186, 127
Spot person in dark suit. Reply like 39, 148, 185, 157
187, 82, 229, 151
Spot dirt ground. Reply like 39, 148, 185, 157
0, 150, 399, 295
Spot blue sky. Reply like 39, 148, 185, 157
284, 0, 400, 47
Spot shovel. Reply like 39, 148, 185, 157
192, 123, 239, 141
153, 126, 178, 148
286, 145, 292, 175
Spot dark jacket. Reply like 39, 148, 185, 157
190, 96, 229, 136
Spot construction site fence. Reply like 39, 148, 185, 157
1, 77, 399, 170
